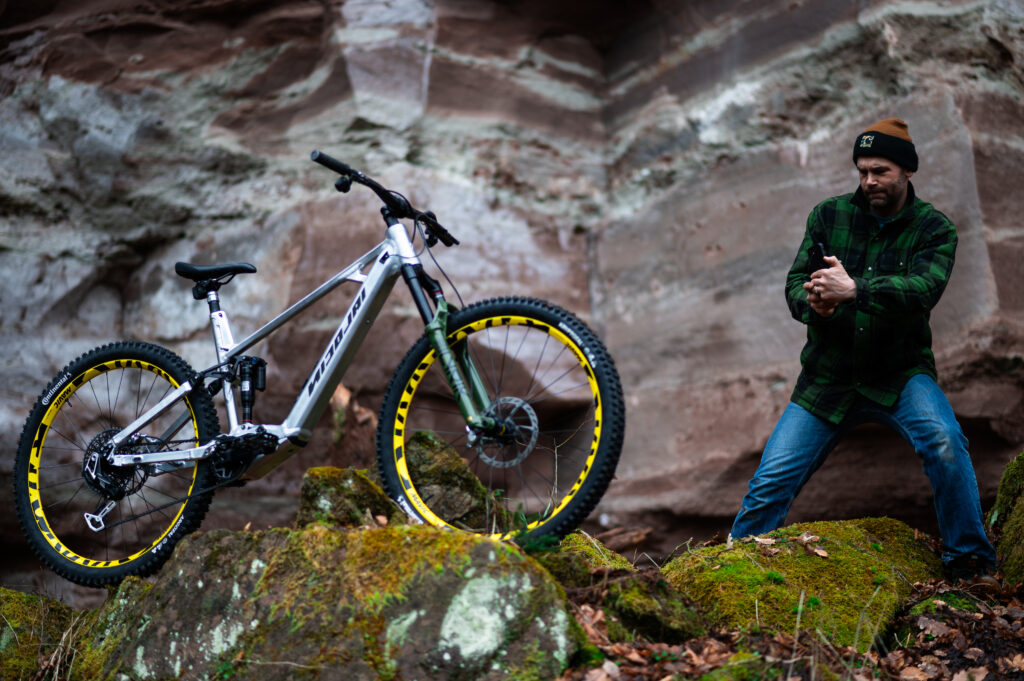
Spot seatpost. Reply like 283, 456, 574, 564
207, 291, 235, 363
206, 289, 241, 429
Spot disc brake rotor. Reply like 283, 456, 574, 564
473, 396, 539, 469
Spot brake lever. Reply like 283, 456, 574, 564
420, 211, 459, 247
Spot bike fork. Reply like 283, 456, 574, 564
401, 264, 496, 431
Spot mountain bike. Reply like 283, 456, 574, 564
13, 151, 626, 587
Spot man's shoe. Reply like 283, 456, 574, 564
942, 554, 996, 582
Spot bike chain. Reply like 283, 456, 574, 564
94, 431, 279, 532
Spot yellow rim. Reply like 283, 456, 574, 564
27, 359, 200, 568
391, 315, 603, 540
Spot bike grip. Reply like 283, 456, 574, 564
310, 150, 353, 175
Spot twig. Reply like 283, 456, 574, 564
788, 590, 806, 681
240, 659, 326, 670
1, 612, 20, 646
640, 552, 661, 569
852, 585, 882, 654
579, 530, 610, 561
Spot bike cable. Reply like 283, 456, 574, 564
414, 216, 465, 309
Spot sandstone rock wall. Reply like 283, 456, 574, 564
1, 0, 1022, 598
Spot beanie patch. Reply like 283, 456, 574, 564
852, 117, 918, 171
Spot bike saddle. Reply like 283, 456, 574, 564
174, 262, 257, 282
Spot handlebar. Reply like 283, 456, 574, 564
310, 150, 459, 248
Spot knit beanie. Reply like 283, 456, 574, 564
852, 117, 918, 171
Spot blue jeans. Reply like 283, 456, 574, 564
731, 374, 996, 565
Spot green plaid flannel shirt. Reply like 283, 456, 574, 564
786, 183, 957, 424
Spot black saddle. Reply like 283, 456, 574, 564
174, 262, 257, 282
175, 262, 257, 300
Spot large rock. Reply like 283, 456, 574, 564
534, 531, 707, 644
662, 517, 942, 652
0, 585, 77, 680
988, 451, 1024, 584
71, 525, 576, 680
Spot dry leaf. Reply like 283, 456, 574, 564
917, 617, 952, 637
951, 667, 989, 681
624, 650, 646, 664
330, 383, 351, 411
374, 515, 388, 526
812, 547, 829, 558
796, 532, 820, 544
754, 536, 776, 545
899, 667, 931, 680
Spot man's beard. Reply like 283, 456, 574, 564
867, 182, 904, 214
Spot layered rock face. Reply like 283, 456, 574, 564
1, 0, 1022, 599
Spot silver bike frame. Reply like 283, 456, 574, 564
109, 222, 419, 478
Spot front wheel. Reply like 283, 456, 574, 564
376, 297, 625, 544
13, 341, 220, 587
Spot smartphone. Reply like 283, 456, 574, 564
808, 242, 828, 274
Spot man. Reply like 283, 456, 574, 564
730, 118, 997, 580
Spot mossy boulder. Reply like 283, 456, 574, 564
65, 524, 576, 680
662, 517, 942, 652
403, 431, 514, 532
534, 531, 706, 643
988, 451, 1024, 584
295, 466, 405, 529
532, 531, 634, 588
0, 586, 80, 679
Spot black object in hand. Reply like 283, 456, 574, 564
808, 242, 828, 274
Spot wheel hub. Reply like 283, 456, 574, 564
472, 397, 539, 468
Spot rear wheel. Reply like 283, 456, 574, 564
376, 297, 625, 544
13, 342, 220, 586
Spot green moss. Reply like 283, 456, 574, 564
605, 576, 706, 643
403, 431, 515, 532
532, 531, 635, 588
75, 576, 154, 680
987, 451, 1024, 531
571, 641, 605, 669
662, 518, 941, 652
0, 587, 79, 680
990, 452, 1024, 584
696, 651, 778, 680
505, 640, 555, 681
296, 467, 402, 529
909, 591, 979, 616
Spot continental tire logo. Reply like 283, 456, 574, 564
40, 373, 71, 406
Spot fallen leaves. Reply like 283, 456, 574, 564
879, 580, 1024, 681
741, 531, 830, 560
559, 569, 1024, 681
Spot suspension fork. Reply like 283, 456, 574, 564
401, 263, 496, 430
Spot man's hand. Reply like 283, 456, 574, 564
803, 255, 856, 317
